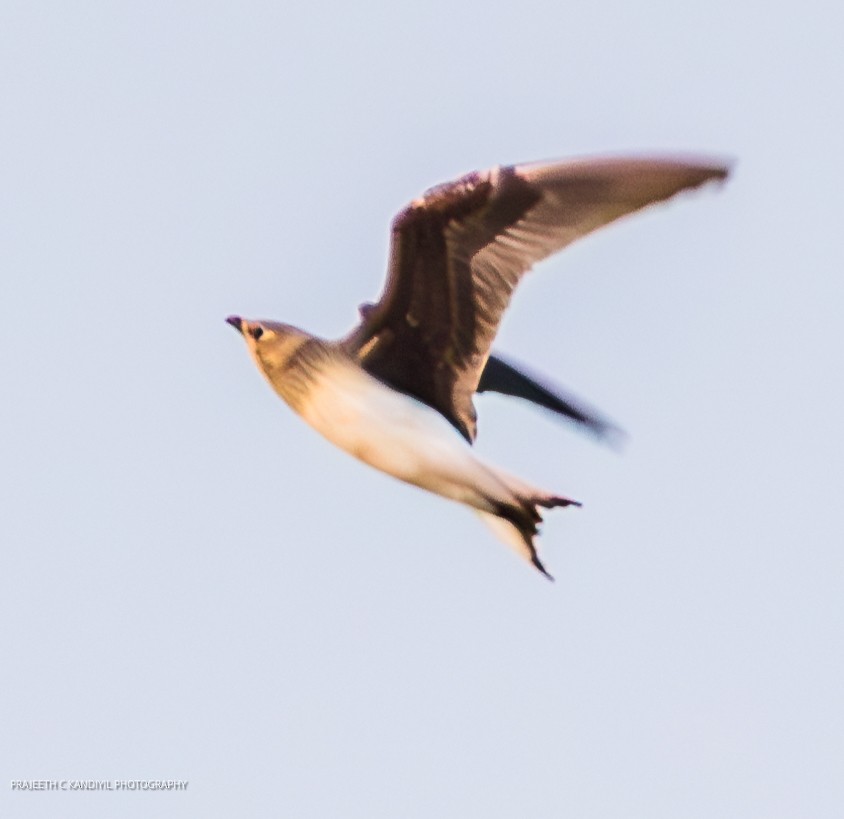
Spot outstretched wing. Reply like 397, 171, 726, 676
345, 156, 729, 442
478, 354, 624, 445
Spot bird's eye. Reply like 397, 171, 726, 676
252, 326, 264, 340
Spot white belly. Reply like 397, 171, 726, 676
296, 363, 512, 510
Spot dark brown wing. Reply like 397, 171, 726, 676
345, 156, 730, 442
478, 354, 624, 445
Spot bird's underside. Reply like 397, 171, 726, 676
228, 153, 730, 577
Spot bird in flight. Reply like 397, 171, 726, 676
227, 155, 729, 578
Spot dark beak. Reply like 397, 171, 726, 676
226, 315, 244, 334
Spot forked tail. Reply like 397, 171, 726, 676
476, 475, 581, 579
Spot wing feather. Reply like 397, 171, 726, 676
346, 155, 729, 441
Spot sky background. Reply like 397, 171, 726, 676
2, 1, 843, 817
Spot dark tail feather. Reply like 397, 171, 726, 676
537, 494, 582, 509
485, 494, 581, 580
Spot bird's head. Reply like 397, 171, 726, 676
225, 316, 310, 374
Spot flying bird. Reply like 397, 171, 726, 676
227, 155, 729, 578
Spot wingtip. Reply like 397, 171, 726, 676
607, 424, 630, 447
588, 420, 629, 451
667, 153, 734, 188
702, 157, 734, 184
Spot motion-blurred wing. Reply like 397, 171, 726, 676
478, 354, 623, 444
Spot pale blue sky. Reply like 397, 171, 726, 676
2, 1, 843, 817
